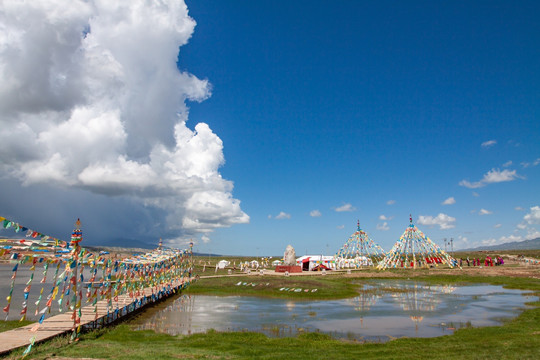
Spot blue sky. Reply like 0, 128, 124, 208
181, 0, 540, 255
0, 1, 539, 256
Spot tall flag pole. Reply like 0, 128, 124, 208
70, 219, 82, 340
70, 218, 83, 340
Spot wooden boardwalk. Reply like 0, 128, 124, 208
0, 280, 188, 355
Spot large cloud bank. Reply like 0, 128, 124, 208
0, 0, 248, 244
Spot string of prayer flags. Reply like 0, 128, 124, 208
1, 216, 195, 357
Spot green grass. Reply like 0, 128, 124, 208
12, 302, 540, 360
411, 274, 540, 292
186, 274, 361, 299
0, 320, 33, 332
4, 274, 540, 359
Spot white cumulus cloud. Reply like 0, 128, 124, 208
521, 158, 540, 168
334, 203, 356, 212
498, 235, 523, 243
481, 238, 497, 246
387, 200, 396, 205
482, 169, 521, 183
379, 214, 393, 221
275, 211, 291, 220
376, 222, 389, 231
479, 209, 493, 215
442, 197, 456, 205
515, 206, 539, 237
0, 0, 248, 245
523, 206, 540, 224
310, 210, 322, 217
527, 228, 540, 239
481, 140, 497, 148
417, 213, 456, 230
480, 227, 540, 248
459, 168, 522, 189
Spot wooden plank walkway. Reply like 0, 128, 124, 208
0, 279, 187, 355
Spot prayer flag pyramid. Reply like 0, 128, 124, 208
377, 215, 458, 270
335, 221, 386, 268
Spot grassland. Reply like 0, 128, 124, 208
185, 273, 360, 299
2, 268, 539, 360
0, 320, 32, 333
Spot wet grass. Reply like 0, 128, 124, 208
412, 274, 540, 293
187, 268, 540, 300
3, 274, 540, 359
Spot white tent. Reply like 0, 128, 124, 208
336, 256, 373, 268
217, 260, 230, 269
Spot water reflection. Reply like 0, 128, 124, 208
130, 280, 533, 342
0, 265, 96, 320
395, 284, 437, 328
345, 284, 382, 328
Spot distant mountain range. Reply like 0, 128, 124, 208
459, 237, 540, 251
85, 244, 220, 257
91, 238, 156, 250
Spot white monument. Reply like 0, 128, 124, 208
284, 245, 296, 266
276, 245, 302, 273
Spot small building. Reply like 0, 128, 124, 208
296, 255, 336, 271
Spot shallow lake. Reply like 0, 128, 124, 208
130, 280, 535, 342
0, 264, 97, 321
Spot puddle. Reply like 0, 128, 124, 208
129, 280, 535, 341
